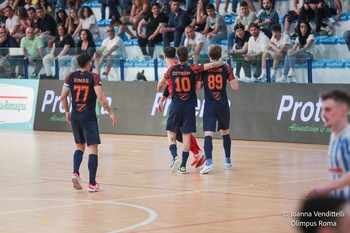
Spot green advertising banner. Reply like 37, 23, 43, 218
0, 79, 39, 130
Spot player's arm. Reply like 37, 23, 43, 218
227, 64, 239, 91
60, 83, 71, 124
158, 85, 170, 112
94, 85, 117, 127
157, 76, 167, 91
308, 171, 350, 197
202, 61, 224, 71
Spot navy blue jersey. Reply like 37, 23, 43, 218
64, 70, 102, 122
199, 63, 235, 108
164, 63, 204, 109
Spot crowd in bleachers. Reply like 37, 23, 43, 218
0, 0, 348, 82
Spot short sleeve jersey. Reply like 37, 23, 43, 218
164, 63, 204, 108
63, 70, 102, 122
198, 63, 235, 108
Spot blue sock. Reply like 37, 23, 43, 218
88, 154, 98, 185
223, 134, 231, 160
225, 157, 231, 164
73, 150, 83, 175
180, 151, 189, 168
206, 158, 213, 166
169, 144, 177, 159
204, 136, 213, 165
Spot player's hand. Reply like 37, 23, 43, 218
109, 111, 117, 127
66, 112, 71, 124
307, 186, 331, 198
157, 102, 163, 112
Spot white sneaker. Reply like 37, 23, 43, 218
170, 156, 181, 173
87, 182, 102, 192
200, 164, 214, 174
225, 163, 232, 169
238, 77, 252, 83
328, 17, 336, 24
71, 173, 83, 190
255, 74, 267, 83
275, 76, 287, 83
288, 77, 297, 83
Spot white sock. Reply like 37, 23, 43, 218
261, 68, 266, 76
271, 69, 277, 77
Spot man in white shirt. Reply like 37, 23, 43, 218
243, 23, 269, 80
94, 26, 127, 80
4, 6, 20, 38
257, 24, 291, 82
184, 26, 209, 64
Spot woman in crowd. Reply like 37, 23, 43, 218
71, 29, 96, 71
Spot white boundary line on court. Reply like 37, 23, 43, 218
0, 198, 157, 233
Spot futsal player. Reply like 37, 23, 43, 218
157, 46, 223, 174
157, 46, 206, 169
60, 53, 117, 192
196, 45, 239, 174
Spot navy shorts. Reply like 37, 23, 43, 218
203, 106, 230, 132
166, 107, 196, 134
71, 119, 101, 146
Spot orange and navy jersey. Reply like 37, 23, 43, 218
198, 63, 235, 108
63, 70, 102, 121
164, 63, 204, 108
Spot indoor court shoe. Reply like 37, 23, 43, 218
88, 182, 102, 192
177, 166, 187, 174
71, 173, 82, 190
195, 152, 206, 168
170, 156, 181, 173
225, 163, 232, 169
200, 165, 214, 174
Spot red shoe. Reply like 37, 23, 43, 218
71, 173, 82, 190
88, 182, 102, 192
195, 152, 206, 168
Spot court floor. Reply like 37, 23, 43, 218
0, 130, 329, 233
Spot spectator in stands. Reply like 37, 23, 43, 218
276, 20, 314, 83
254, 0, 278, 38
227, 1, 257, 55
215, 0, 257, 15
120, 0, 132, 17
137, 3, 167, 59
257, 24, 291, 82
27, 7, 38, 29
34, 6, 56, 46
56, 8, 68, 29
21, 27, 44, 79
73, 6, 100, 41
39, 0, 53, 16
184, 25, 209, 64
243, 22, 269, 81
189, 0, 208, 33
67, 8, 80, 38
0, 9, 8, 28
0, 27, 19, 78
42, 24, 75, 79
107, 0, 121, 21
94, 25, 127, 79
344, 30, 350, 52
228, 23, 251, 80
160, 0, 191, 48
71, 29, 96, 71
24, 0, 36, 9
297, 0, 325, 34
4, 6, 21, 39
112, 17, 136, 41
158, 0, 171, 16
98, 0, 110, 20
201, 3, 227, 44
283, 0, 303, 36
128, 0, 151, 33
11, 7, 32, 43
67, 0, 81, 12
